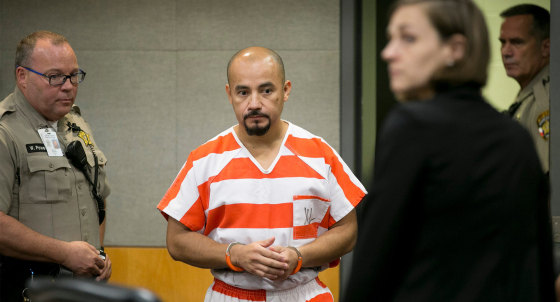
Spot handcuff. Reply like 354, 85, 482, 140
225, 242, 302, 274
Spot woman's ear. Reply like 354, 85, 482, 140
447, 34, 467, 64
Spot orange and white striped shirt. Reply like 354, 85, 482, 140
158, 122, 366, 290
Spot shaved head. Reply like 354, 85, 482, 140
227, 47, 285, 85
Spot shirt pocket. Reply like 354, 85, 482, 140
26, 156, 72, 203
292, 195, 330, 240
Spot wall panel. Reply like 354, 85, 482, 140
0, 0, 177, 51
175, 0, 339, 51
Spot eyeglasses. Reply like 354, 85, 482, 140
18, 65, 86, 86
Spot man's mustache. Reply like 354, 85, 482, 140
244, 110, 269, 120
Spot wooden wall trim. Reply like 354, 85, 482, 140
106, 247, 340, 302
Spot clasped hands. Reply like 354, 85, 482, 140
227, 237, 301, 280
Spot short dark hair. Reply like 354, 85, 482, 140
390, 0, 490, 88
15, 31, 69, 76
500, 4, 550, 42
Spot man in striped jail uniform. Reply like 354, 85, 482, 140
157, 47, 366, 302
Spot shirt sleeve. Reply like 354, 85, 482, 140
0, 126, 16, 213
318, 139, 366, 225
157, 154, 206, 232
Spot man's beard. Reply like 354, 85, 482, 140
244, 110, 271, 136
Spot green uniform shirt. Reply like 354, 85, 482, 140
0, 87, 110, 248
511, 65, 550, 173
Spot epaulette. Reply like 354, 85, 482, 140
70, 104, 82, 116
0, 98, 16, 120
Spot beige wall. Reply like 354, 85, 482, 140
0, 0, 341, 246
474, 0, 550, 110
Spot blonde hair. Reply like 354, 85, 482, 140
15, 31, 69, 75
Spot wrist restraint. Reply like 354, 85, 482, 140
225, 243, 303, 274
287, 246, 302, 275
225, 242, 244, 272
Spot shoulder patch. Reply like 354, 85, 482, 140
70, 105, 82, 116
537, 110, 549, 140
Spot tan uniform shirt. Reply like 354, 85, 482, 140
511, 65, 550, 173
0, 87, 110, 248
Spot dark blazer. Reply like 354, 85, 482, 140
344, 85, 554, 302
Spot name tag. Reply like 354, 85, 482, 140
26, 143, 47, 153
38, 128, 63, 156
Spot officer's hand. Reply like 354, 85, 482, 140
61, 241, 104, 277
96, 253, 112, 281
231, 237, 289, 280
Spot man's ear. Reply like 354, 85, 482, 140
541, 38, 550, 59
225, 84, 233, 105
15, 66, 27, 88
282, 80, 292, 102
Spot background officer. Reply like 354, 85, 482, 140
500, 4, 550, 173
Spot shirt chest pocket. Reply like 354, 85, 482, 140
25, 156, 72, 204
292, 195, 331, 240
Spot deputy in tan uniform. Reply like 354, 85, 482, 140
0, 31, 111, 301
499, 5, 559, 299
500, 4, 550, 172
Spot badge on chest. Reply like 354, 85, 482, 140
37, 128, 63, 156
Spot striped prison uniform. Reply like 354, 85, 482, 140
158, 122, 366, 301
